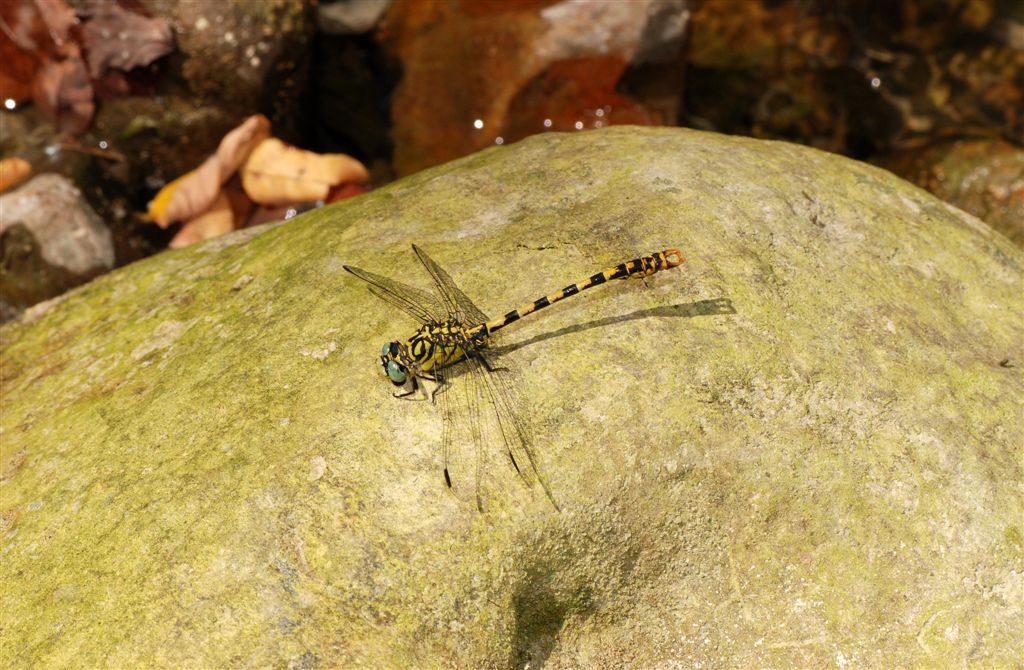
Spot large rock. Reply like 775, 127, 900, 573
1, 127, 1020, 668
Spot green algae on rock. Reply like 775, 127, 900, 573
2, 127, 1022, 668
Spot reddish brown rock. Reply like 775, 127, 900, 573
380, 0, 689, 175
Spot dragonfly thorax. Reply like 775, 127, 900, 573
378, 319, 484, 386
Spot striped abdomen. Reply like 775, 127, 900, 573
468, 248, 683, 339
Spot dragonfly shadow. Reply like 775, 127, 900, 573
490, 297, 737, 357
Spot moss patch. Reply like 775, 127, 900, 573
2, 127, 1021, 667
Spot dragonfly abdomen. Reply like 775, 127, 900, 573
477, 248, 683, 337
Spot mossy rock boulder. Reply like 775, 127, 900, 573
2, 127, 1021, 668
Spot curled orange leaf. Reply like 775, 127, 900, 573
0, 158, 32, 193
240, 138, 369, 206
147, 114, 270, 227
168, 192, 234, 249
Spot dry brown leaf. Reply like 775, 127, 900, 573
0, 0, 76, 52
0, 1, 47, 104
0, 158, 32, 193
0, 0, 85, 119
81, 1, 173, 78
241, 138, 370, 206
33, 0, 76, 46
168, 192, 234, 249
326, 181, 370, 203
147, 114, 271, 227
223, 184, 254, 229
31, 51, 95, 134
0, 48, 38, 104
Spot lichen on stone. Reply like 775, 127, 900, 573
1, 127, 1021, 668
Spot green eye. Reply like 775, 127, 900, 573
386, 360, 407, 384
381, 342, 392, 357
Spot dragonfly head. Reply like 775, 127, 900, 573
380, 341, 408, 386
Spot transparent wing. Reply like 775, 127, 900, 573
411, 245, 490, 326
350, 247, 558, 512
462, 343, 560, 511
435, 357, 486, 512
343, 264, 446, 324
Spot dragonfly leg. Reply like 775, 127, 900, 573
393, 377, 420, 400
419, 375, 446, 404
472, 349, 508, 374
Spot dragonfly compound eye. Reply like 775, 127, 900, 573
385, 360, 407, 385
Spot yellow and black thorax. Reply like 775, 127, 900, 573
380, 318, 485, 384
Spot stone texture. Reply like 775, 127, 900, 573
1, 127, 1021, 668
0, 173, 114, 317
318, 0, 391, 35
879, 139, 1024, 248
141, 0, 314, 121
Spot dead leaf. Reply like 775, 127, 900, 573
31, 50, 95, 134
168, 192, 234, 249
326, 181, 370, 203
91, 68, 131, 97
223, 184, 254, 229
33, 0, 76, 46
0, 44, 37, 104
0, 0, 76, 53
81, 1, 173, 78
147, 114, 271, 227
0, 0, 77, 104
241, 138, 370, 206
0, 158, 32, 193
0, 2, 41, 52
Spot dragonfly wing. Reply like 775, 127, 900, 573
435, 358, 486, 512
343, 264, 446, 324
464, 345, 560, 511
411, 245, 490, 325
435, 363, 455, 489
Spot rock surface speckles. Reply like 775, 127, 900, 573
1, 127, 1021, 668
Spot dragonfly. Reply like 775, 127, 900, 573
343, 245, 684, 510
